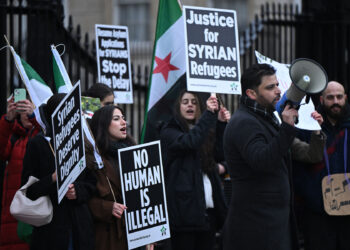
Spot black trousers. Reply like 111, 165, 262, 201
302, 209, 350, 250
171, 209, 217, 250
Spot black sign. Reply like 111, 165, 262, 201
51, 83, 85, 203
184, 6, 241, 94
95, 24, 133, 103
118, 141, 170, 248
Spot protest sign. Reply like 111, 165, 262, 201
51, 83, 85, 203
118, 141, 170, 249
95, 24, 133, 103
255, 51, 320, 131
183, 6, 241, 94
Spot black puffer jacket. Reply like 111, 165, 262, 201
160, 110, 227, 232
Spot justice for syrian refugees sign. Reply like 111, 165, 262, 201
183, 6, 241, 94
51, 83, 85, 203
95, 24, 133, 103
118, 141, 170, 249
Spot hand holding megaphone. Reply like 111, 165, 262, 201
281, 104, 299, 126
275, 58, 328, 124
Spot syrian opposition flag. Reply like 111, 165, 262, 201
10, 46, 53, 108
51, 45, 73, 93
9, 46, 53, 132
51, 44, 104, 169
140, 0, 186, 143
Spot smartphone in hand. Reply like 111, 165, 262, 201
14, 88, 26, 103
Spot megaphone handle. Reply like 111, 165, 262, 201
294, 116, 299, 124
284, 100, 299, 124
306, 95, 311, 104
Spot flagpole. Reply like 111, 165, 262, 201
4, 35, 35, 104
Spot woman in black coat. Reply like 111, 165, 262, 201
160, 91, 230, 250
21, 94, 96, 250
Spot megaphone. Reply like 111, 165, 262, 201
275, 58, 328, 119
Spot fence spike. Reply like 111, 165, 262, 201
92, 39, 96, 56
272, 2, 276, 18
68, 15, 73, 33
278, 3, 282, 19
84, 33, 89, 51
266, 2, 270, 20
144, 66, 149, 86
76, 25, 81, 43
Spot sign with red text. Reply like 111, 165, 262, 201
95, 24, 133, 103
118, 141, 170, 249
183, 6, 241, 94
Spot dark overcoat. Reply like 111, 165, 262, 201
21, 134, 95, 250
222, 104, 299, 250
160, 110, 227, 232
86, 144, 128, 250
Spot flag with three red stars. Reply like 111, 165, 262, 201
140, 0, 186, 143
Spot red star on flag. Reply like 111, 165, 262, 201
153, 52, 179, 82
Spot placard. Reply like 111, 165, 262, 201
183, 6, 241, 94
95, 24, 133, 103
322, 173, 350, 215
118, 141, 170, 249
51, 83, 85, 203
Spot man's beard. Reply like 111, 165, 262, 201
323, 103, 347, 121
256, 94, 280, 112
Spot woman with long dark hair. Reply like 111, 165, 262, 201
87, 105, 135, 250
160, 91, 230, 250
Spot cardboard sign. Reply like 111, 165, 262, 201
118, 141, 170, 249
51, 83, 86, 203
183, 6, 241, 94
95, 24, 133, 103
322, 173, 350, 215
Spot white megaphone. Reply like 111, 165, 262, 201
275, 58, 328, 121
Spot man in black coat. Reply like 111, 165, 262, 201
222, 63, 299, 250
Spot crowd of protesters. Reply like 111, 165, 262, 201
0, 63, 349, 250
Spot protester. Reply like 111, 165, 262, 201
21, 93, 95, 250
299, 81, 350, 250
0, 97, 40, 250
160, 90, 229, 250
88, 105, 135, 250
82, 83, 114, 106
222, 63, 299, 250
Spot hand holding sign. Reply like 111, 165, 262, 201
207, 94, 219, 113
65, 184, 77, 200
112, 202, 127, 219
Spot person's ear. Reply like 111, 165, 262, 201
246, 89, 257, 100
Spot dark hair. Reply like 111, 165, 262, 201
241, 63, 276, 94
173, 90, 202, 131
43, 93, 66, 123
83, 83, 114, 101
173, 90, 216, 174
90, 105, 134, 157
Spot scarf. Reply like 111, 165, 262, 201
240, 95, 280, 130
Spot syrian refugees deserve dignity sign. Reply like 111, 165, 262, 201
183, 6, 241, 95
118, 141, 170, 249
51, 83, 86, 203
95, 24, 133, 104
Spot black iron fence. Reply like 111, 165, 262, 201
2, 1, 350, 141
